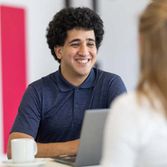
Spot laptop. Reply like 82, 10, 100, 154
54, 108, 109, 167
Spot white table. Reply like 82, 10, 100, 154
45, 160, 71, 167
0, 158, 100, 167
0, 158, 66, 167
46, 160, 100, 167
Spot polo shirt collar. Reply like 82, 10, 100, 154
56, 66, 96, 92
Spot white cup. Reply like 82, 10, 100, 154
11, 138, 37, 163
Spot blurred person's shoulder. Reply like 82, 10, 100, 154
110, 91, 138, 110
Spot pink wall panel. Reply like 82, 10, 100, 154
0, 5, 27, 153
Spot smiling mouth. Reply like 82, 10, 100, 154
76, 59, 90, 64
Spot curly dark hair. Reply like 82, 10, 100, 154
46, 7, 104, 63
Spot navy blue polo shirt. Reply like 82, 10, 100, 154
11, 67, 126, 142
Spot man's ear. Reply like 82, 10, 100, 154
54, 47, 63, 60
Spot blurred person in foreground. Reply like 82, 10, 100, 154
7, 7, 126, 158
101, 0, 167, 167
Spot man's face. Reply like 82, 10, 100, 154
55, 28, 97, 85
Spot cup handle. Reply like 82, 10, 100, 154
33, 141, 38, 156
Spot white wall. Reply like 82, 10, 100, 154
98, 0, 148, 90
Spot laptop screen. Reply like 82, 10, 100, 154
54, 109, 109, 167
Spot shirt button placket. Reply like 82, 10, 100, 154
74, 88, 79, 122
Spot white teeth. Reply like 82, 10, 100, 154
77, 59, 89, 64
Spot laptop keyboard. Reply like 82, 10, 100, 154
53, 154, 76, 165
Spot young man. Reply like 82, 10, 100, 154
7, 7, 126, 158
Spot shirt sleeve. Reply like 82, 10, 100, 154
11, 85, 41, 139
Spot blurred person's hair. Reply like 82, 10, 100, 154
46, 7, 104, 63
137, 0, 167, 115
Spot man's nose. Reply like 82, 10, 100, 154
78, 44, 89, 56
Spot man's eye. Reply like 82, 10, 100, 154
71, 43, 79, 47
87, 43, 95, 47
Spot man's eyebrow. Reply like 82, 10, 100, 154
68, 38, 95, 44
87, 38, 95, 42
68, 39, 80, 44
